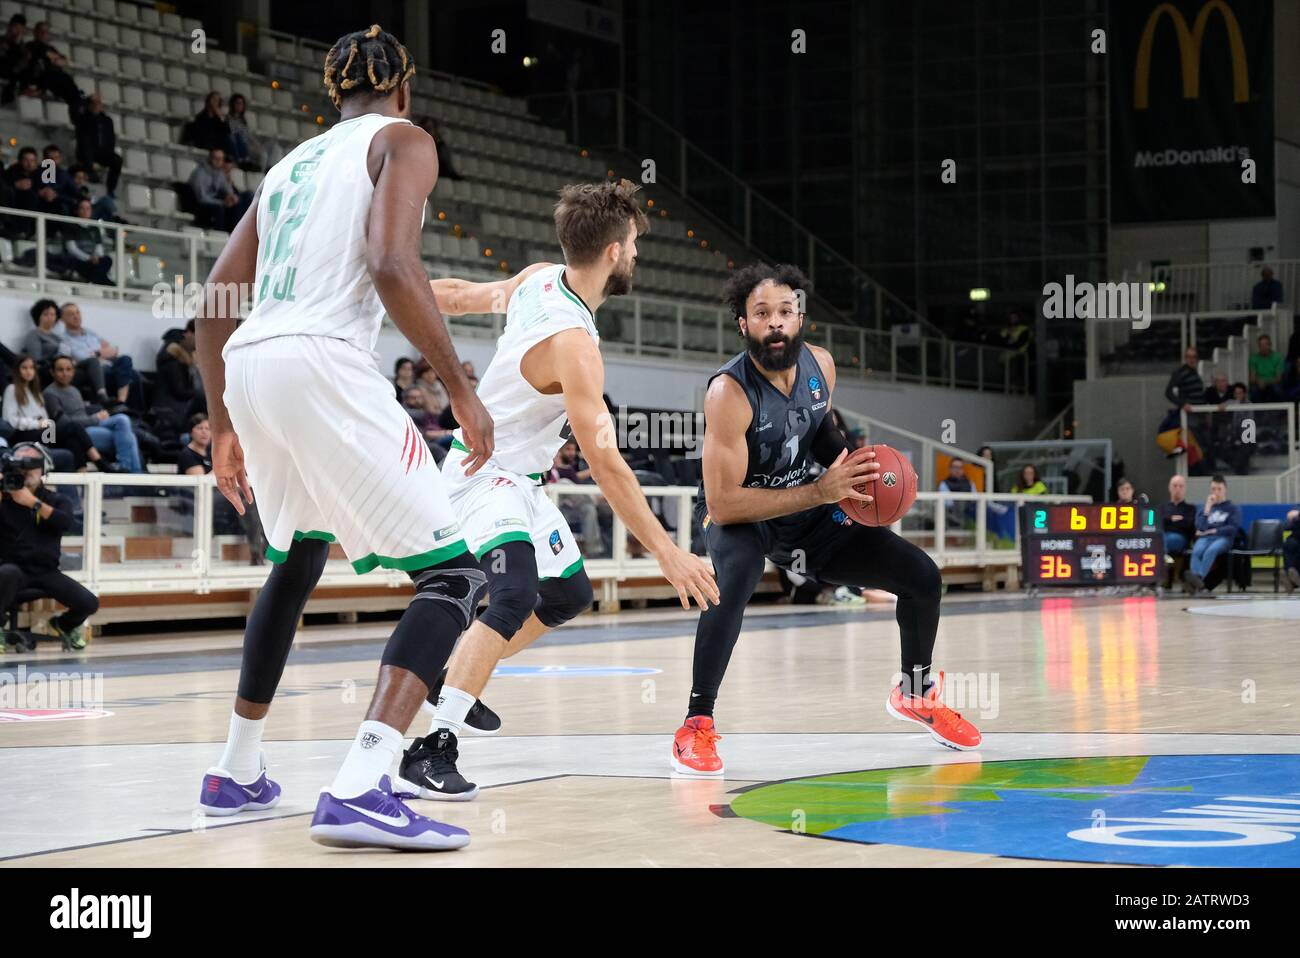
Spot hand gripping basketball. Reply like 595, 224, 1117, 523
838, 444, 917, 526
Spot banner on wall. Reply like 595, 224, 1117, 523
1109, 0, 1274, 223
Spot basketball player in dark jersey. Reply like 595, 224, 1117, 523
671, 263, 981, 776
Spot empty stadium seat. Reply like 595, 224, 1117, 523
17, 97, 43, 123
125, 183, 151, 212
153, 189, 177, 215
149, 154, 174, 179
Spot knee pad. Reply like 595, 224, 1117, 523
535, 568, 593, 628
476, 540, 539, 641
409, 560, 489, 632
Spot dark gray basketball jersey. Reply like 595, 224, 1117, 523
708, 347, 830, 490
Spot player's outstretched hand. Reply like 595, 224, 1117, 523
816, 448, 879, 504
655, 543, 720, 610
453, 391, 496, 476
212, 429, 254, 515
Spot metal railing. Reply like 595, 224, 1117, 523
1085, 306, 1289, 380
1276, 464, 1300, 504
0, 206, 1027, 394
42, 473, 1089, 616
525, 88, 940, 335
1123, 260, 1298, 314
1178, 402, 1298, 478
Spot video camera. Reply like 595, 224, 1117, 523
0, 443, 53, 493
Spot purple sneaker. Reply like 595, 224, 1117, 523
198, 763, 282, 817
309, 775, 470, 851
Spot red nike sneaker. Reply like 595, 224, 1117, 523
886, 671, 982, 751
671, 716, 724, 776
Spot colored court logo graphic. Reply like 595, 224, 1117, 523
0, 708, 112, 723
730, 755, 1300, 866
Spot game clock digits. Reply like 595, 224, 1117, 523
1020, 504, 1164, 585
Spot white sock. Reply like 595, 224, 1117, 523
217, 712, 265, 783
330, 721, 403, 799
430, 685, 476, 735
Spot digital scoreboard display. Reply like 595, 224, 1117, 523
1020, 504, 1165, 585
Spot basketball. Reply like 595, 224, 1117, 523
839, 444, 917, 526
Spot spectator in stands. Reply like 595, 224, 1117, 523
0, 442, 98, 651
3, 355, 114, 470
1115, 477, 1139, 504
155, 320, 204, 422
975, 445, 996, 490
1011, 464, 1047, 495
413, 357, 450, 415
18, 21, 83, 115
1284, 506, 1300, 593
1204, 370, 1232, 406
177, 413, 212, 475
1161, 474, 1195, 559
6, 145, 62, 224
401, 385, 449, 449
0, 14, 27, 105
225, 94, 265, 170
58, 301, 139, 410
461, 360, 476, 379
22, 298, 68, 373
1000, 309, 1031, 356
58, 197, 113, 285
1250, 266, 1283, 311
1183, 474, 1241, 596
73, 93, 121, 197
69, 163, 121, 221
548, 438, 605, 553
1165, 346, 1205, 410
1282, 355, 1300, 403
938, 456, 975, 529
41, 143, 79, 213
219, 151, 254, 211
189, 148, 250, 232
392, 357, 416, 400
184, 92, 236, 155
1248, 334, 1284, 402
44, 356, 142, 472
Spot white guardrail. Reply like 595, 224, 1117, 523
42, 473, 1092, 604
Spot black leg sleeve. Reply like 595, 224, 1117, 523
817, 525, 943, 692
688, 520, 768, 715
236, 537, 329, 703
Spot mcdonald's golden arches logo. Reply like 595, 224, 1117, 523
1134, 0, 1249, 109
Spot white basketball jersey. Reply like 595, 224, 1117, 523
455, 264, 599, 475
223, 113, 418, 359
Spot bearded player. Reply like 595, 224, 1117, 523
393, 180, 719, 800
672, 263, 981, 776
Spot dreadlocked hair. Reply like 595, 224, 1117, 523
323, 24, 415, 110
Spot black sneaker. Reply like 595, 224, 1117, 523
395, 730, 479, 802
421, 668, 503, 735
1182, 570, 1205, 595
3, 630, 35, 653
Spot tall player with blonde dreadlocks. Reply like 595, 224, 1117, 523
193, 25, 494, 851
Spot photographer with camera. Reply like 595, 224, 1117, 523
0, 443, 96, 651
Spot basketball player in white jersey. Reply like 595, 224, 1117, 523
192, 25, 493, 851
393, 181, 720, 800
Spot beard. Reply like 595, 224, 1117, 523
745, 327, 804, 371
603, 259, 634, 298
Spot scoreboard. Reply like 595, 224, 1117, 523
1020, 503, 1165, 585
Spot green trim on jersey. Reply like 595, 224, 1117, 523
557, 269, 595, 322
265, 529, 337, 563
472, 530, 534, 560
350, 539, 469, 575
449, 438, 544, 482
540, 557, 585, 581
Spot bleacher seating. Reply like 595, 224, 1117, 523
0, 0, 740, 305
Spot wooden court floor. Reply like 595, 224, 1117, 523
2, 592, 1298, 867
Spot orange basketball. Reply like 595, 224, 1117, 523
838, 444, 917, 526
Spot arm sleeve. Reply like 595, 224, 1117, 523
810, 408, 850, 468
64, 238, 91, 262
1219, 506, 1242, 539
1164, 371, 1179, 405
1194, 510, 1209, 533
38, 490, 73, 535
